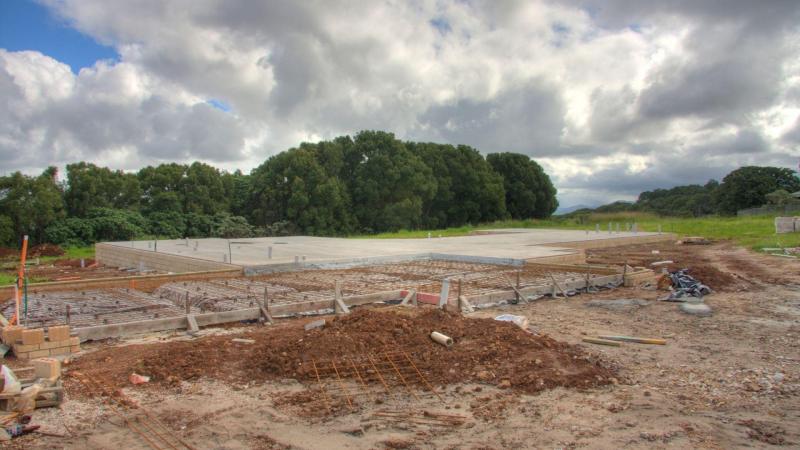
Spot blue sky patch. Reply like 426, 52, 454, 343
429, 17, 452, 35
207, 99, 232, 113
0, 0, 117, 72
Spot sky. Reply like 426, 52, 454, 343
1, 0, 799, 208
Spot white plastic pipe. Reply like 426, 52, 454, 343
430, 331, 453, 347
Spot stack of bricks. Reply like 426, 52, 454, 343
1, 325, 80, 360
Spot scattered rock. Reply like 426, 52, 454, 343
304, 319, 326, 331
680, 303, 713, 317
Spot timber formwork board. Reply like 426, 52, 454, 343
1, 259, 640, 341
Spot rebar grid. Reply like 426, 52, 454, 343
307, 351, 441, 412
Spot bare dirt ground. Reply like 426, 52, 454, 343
2, 259, 158, 284
8, 241, 800, 449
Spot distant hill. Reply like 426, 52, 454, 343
554, 204, 594, 215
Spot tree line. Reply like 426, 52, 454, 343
571, 166, 800, 217
0, 131, 558, 247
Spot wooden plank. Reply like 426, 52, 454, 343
259, 304, 274, 324
74, 290, 404, 341
458, 295, 474, 313
186, 314, 199, 333
334, 280, 350, 314
400, 289, 416, 306
438, 279, 450, 309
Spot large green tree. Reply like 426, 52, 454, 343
179, 162, 231, 215
715, 166, 800, 215
249, 144, 355, 235
408, 142, 506, 228
64, 162, 141, 217
0, 168, 66, 244
137, 163, 186, 214
486, 153, 558, 219
343, 131, 436, 232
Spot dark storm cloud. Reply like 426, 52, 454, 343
414, 81, 565, 156
2, 1, 798, 204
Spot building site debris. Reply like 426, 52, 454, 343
660, 269, 712, 301
231, 338, 255, 344
650, 260, 674, 267
494, 314, 529, 330
1, 366, 20, 394
129, 373, 150, 385
582, 337, 621, 347
458, 295, 475, 313
596, 335, 666, 345
1, 360, 63, 413
679, 302, 713, 317
0, 413, 40, 441
430, 331, 453, 347
678, 236, 710, 245
304, 319, 326, 331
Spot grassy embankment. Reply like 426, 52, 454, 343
359, 213, 799, 250
0, 246, 96, 285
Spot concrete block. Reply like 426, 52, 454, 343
69, 336, 80, 346
70, 345, 81, 353
50, 346, 71, 356
774, 217, 799, 234
48, 325, 70, 342
26, 349, 50, 359
22, 328, 45, 345
32, 358, 61, 379
1, 325, 25, 344
41, 339, 69, 350
13, 342, 40, 352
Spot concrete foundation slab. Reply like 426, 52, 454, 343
100, 229, 668, 272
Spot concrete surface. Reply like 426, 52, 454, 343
104, 229, 662, 269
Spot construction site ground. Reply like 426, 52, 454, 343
7, 241, 800, 449
1, 259, 160, 284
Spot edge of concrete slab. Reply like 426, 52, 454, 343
0, 268, 243, 298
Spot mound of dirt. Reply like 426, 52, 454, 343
53, 258, 95, 267
28, 243, 65, 257
587, 242, 738, 291
67, 309, 615, 396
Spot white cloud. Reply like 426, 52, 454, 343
1, 0, 798, 206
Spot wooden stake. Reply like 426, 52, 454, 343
458, 295, 475, 313
15, 235, 28, 325
334, 280, 350, 314
597, 335, 666, 345
549, 273, 566, 297
400, 289, 416, 306
582, 337, 621, 347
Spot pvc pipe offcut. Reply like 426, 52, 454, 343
430, 331, 453, 348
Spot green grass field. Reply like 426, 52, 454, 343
357, 213, 799, 250
1, 245, 95, 270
